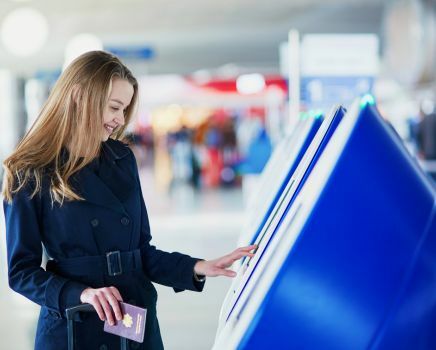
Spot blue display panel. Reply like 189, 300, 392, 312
239, 116, 323, 247
214, 101, 436, 350
215, 106, 346, 337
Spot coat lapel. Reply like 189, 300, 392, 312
70, 139, 136, 215
73, 167, 126, 214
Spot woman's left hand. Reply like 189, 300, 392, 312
194, 244, 257, 278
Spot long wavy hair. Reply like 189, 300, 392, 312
2, 50, 138, 205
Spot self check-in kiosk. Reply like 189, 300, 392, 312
213, 101, 436, 350
239, 115, 323, 247
216, 105, 346, 337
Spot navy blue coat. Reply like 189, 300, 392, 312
4, 138, 205, 350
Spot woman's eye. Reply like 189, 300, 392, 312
111, 107, 120, 111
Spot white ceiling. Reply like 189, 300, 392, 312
0, 0, 387, 77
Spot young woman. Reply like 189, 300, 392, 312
2, 50, 255, 350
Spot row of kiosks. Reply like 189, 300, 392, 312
213, 99, 436, 350
238, 112, 323, 247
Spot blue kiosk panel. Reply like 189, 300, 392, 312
214, 102, 436, 350
216, 106, 346, 337
240, 116, 322, 247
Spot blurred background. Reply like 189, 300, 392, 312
0, 0, 434, 349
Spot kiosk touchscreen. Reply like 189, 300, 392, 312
239, 115, 323, 247
216, 105, 346, 336
213, 101, 436, 350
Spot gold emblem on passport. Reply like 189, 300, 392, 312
122, 313, 133, 328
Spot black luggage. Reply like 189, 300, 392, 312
66, 304, 128, 350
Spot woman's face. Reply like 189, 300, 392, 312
102, 77, 134, 141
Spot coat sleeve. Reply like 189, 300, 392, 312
129, 150, 205, 293
3, 183, 88, 318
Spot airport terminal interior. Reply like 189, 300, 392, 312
0, 0, 435, 349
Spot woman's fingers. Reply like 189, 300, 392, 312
80, 287, 124, 324
230, 245, 257, 260
217, 250, 255, 268
196, 245, 258, 278
237, 244, 257, 253
232, 250, 255, 260
109, 286, 123, 302
105, 289, 123, 321
91, 294, 106, 321
215, 267, 236, 277
224, 269, 237, 277
98, 292, 115, 325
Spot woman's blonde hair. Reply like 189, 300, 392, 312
2, 50, 138, 204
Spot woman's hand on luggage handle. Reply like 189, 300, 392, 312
194, 244, 257, 278
80, 286, 123, 326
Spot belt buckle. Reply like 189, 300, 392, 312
106, 250, 122, 276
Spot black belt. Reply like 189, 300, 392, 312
48, 249, 143, 277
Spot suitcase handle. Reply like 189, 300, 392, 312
66, 303, 95, 320
66, 304, 128, 350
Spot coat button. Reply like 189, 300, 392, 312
90, 219, 99, 227
99, 345, 108, 350
121, 217, 130, 226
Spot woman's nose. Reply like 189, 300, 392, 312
114, 113, 125, 126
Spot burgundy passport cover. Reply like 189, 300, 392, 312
103, 302, 147, 343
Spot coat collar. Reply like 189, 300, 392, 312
68, 139, 135, 214
102, 138, 131, 161
59, 138, 130, 164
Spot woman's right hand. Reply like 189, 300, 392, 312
80, 286, 123, 325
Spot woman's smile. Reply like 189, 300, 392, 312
104, 124, 116, 134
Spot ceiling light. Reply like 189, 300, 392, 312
1, 7, 48, 56
236, 74, 266, 95
63, 33, 103, 70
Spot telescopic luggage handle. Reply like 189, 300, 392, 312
66, 304, 128, 350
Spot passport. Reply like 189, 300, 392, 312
103, 302, 146, 343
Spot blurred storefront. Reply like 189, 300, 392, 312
127, 74, 288, 192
